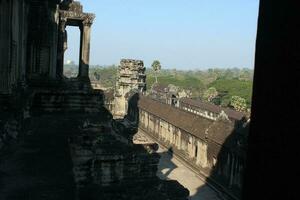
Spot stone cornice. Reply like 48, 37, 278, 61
59, 10, 95, 25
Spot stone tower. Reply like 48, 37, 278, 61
114, 59, 146, 117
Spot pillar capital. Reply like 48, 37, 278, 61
82, 14, 95, 27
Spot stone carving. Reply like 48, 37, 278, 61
114, 59, 146, 117
59, 0, 95, 26
82, 14, 95, 26
59, 10, 95, 23
68, 1, 83, 13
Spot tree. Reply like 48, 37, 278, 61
230, 96, 247, 112
94, 71, 100, 81
203, 87, 218, 102
151, 60, 161, 83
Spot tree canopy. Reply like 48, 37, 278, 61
151, 60, 162, 83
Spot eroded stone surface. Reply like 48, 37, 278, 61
113, 59, 146, 117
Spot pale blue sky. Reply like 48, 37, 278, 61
64, 0, 260, 70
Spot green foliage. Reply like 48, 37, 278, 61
230, 96, 247, 111
83, 64, 253, 109
151, 60, 161, 72
203, 87, 218, 102
209, 78, 253, 108
146, 74, 205, 98
151, 60, 162, 83
89, 65, 118, 88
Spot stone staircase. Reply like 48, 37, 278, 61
31, 90, 105, 114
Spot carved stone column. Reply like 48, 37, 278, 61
56, 17, 67, 79
78, 15, 94, 80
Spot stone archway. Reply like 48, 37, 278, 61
57, 1, 95, 80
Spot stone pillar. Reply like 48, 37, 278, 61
0, 0, 11, 94
78, 17, 93, 80
242, 1, 300, 200
56, 17, 66, 79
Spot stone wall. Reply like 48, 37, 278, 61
31, 90, 105, 114
26, 1, 59, 80
131, 96, 248, 199
70, 124, 160, 188
0, 0, 29, 94
114, 59, 146, 117
70, 116, 189, 200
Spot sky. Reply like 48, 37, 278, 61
64, 0, 260, 70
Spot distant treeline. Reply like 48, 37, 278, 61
65, 64, 254, 108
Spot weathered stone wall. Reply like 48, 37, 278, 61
134, 96, 248, 199
114, 59, 146, 117
0, 0, 29, 94
31, 90, 104, 114
70, 117, 189, 200
26, 1, 59, 80
180, 102, 219, 121
0, 0, 61, 95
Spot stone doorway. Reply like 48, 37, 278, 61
57, 1, 95, 81
63, 26, 80, 78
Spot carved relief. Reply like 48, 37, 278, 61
69, 2, 83, 13
82, 14, 95, 26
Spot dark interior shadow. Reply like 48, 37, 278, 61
189, 118, 249, 200
118, 92, 178, 181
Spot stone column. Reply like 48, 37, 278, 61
242, 1, 300, 200
56, 17, 66, 79
78, 16, 93, 80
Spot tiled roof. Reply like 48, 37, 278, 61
179, 98, 246, 121
138, 96, 248, 151
139, 96, 212, 140
151, 84, 169, 93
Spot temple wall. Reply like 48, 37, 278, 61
26, 1, 59, 80
138, 106, 246, 199
0, 0, 29, 94
70, 123, 161, 189
180, 102, 218, 121
114, 59, 146, 117
0, 0, 60, 94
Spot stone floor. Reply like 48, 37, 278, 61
134, 131, 223, 200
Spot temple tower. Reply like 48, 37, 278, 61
114, 59, 146, 117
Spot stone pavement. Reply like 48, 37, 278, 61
134, 131, 222, 200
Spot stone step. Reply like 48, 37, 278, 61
35, 102, 101, 107
30, 90, 105, 114
35, 101, 102, 104
34, 108, 101, 113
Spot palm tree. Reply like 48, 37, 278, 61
151, 60, 161, 83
